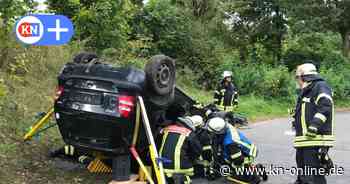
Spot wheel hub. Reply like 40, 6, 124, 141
156, 64, 170, 87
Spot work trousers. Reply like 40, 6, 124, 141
295, 147, 327, 184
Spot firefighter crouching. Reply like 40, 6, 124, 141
190, 115, 215, 179
292, 63, 335, 184
214, 71, 238, 112
207, 117, 264, 184
159, 116, 203, 184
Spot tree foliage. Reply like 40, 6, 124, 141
47, 0, 135, 52
0, 0, 35, 68
2, 0, 345, 93
285, 0, 350, 58
219, 0, 288, 63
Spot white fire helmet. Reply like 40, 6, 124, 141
222, 71, 233, 79
207, 117, 227, 134
296, 63, 318, 77
187, 115, 204, 128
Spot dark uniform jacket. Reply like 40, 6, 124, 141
214, 80, 238, 111
159, 124, 202, 176
192, 128, 213, 177
196, 128, 213, 162
293, 77, 335, 148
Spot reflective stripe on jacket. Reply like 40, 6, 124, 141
214, 80, 238, 110
293, 79, 335, 148
222, 124, 257, 166
159, 124, 202, 176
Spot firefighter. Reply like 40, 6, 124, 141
292, 63, 335, 184
207, 117, 262, 184
214, 71, 238, 112
159, 116, 203, 184
189, 115, 215, 179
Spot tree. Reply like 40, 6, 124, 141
286, 0, 350, 58
47, 0, 135, 52
0, 0, 35, 68
74, 0, 133, 51
130, 0, 144, 6
219, 0, 287, 63
171, 0, 219, 20
138, 0, 194, 61
46, 0, 80, 18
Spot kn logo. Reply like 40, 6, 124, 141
15, 14, 74, 46
15, 16, 44, 44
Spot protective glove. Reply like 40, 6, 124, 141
290, 117, 295, 129
306, 126, 318, 137
205, 109, 213, 117
206, 167, 217, 180
291, 122, 295, 131
319, 147, 334, 175
319, 147, 329, 157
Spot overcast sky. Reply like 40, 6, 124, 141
34, 0, 47, 11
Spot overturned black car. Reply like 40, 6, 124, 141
54, 53, 198, 156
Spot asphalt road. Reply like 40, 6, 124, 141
193, 111, 350, 184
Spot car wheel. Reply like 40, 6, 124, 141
145, 55, 176, 95
73, 52, 98, 64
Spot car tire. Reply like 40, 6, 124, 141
73, 52, 98, 64
145, 55, 176, 95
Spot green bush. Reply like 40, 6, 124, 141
232, 64, 265, 95
73, 0, 132, 51
283, 32, 347, 71
0, 78, 6, 101
320, 66, 350, 102
130, 0, 227, 88
218, 63, 295, 101
259, 66, 295, 100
